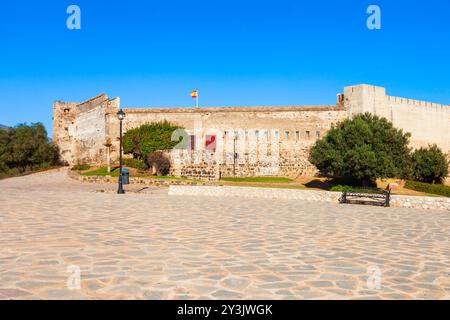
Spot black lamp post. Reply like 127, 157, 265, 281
117, 109, 126, 194
233, 135, 237, 177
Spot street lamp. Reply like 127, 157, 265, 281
117, 109, 126, 194
233, 134, 238, 177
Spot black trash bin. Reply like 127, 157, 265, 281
122, 168, 130, 185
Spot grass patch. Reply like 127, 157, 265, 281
221, 177, 293, 183
122, 158, 148, 171
404, 180, 450, 198
71, 164, 91, 171
329, 185, 384, 194
81, 167, 195, 181
82, 167, 120, 177
152, 175, 192, 181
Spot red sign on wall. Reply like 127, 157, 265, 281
205, 135, 216, 152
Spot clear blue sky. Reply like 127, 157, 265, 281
1, 0, 449, 135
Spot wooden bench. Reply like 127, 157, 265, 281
340, 190, 391, 207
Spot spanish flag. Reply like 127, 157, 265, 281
190, 90, 198, 98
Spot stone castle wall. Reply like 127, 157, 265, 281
118, 106, 346, 178
345, 84, 450, 152
53, 84, 450, 179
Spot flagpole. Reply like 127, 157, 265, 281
196, 90, 199, 108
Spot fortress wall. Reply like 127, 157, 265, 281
54, 84, 449, 177
69, 106, 107, 165
345, 85, 450, 153
387, 96, 450, 152
105, 106, 346, 177
117, 106, 343, 130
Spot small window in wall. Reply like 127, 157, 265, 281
234, 131, 239, 140
306, 130, 310, 139
316, 131, 320, 140
285, 131, 290, 140
255, 130, 259, 140
274, 131, 279, 140
189, 135, 196, 150
295, 131, 300, 141
264, 131, 269, 140
205, 135, 216, 152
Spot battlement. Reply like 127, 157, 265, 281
344, 84, 449, 112
387, 95, 449, 110
122, 105, 341, 114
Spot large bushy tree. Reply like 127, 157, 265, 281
123, 121, 184, 162
411, 144, 449, 184
309, 113, 412, 186
0, 123, 59, 175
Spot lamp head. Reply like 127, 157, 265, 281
117, 109, 126, 121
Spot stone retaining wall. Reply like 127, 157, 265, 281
68, 170, 218, 187
169, 185, 341, 202
180, 164, 220, 181
168, 186, 450, 211
390, 195, 450, 211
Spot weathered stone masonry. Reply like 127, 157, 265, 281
53, 84, 450, 179
53, 94, 120, 166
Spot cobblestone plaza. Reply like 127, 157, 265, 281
0, 171, 449, 299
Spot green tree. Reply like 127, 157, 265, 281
0, 123, 59, 174
123, 121, 184, 162
308, 113, 412, 186
0, 127, 10, 174
411, 144, 449, 184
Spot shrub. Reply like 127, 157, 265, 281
123, 158, 148, 171
309, 113, 412, 186
147, 151, 170, 176
0, 123, 59, 174
411, 145, 449, 184
123, 121, 184, 162
405, 180, 450, 198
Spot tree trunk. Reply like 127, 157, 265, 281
106, 147, 111, 173
360, 177, 376, 188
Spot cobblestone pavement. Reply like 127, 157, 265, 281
1, 170, 450, 300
